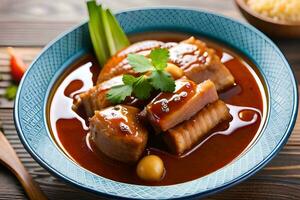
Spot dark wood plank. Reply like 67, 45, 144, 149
0, 165, 27, 200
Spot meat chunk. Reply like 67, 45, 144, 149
146, 78, 218, 132
170, 37, 235, 91
73, 75, 148, 117
97, 40, 176, 83
89, 105, 148, 163
73, 88, 108, 117
164, 100, 231, 155
97, 38, 234, 91
73, 76, 123, 117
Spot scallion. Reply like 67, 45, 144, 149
86, 0, 130, 67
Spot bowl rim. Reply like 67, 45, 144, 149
235, 0, 300, 26
14, 7, 299, 199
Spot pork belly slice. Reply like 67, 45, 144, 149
97, 40, 176, 83
177, 37, 235, 91
90, 105, 148, 163
164, 100, 231, 155
73, 76, 123, 117
73, 75, 148, 117
97, 37, 234, 91
146, 78, 218, 132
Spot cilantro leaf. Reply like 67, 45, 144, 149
127, 54, 153, 73
106, 84, 132, 104
122, 74, 136, 85
150, 48, 169, 71
149, 70, 175, 92
5, 84, 18, 101
107, 75, 153, 104
107, 48, 176, 104
132, 76, 152, 99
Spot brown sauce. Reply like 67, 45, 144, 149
48, 34, 266, 186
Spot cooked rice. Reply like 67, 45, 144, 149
246, 0, 300, 23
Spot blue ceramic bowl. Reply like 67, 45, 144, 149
15, 8, 298, 199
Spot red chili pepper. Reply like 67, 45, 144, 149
7, 47, 27, 83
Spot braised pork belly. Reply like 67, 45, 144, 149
97, 40, 176, 83
73, 37, 235, 162
89, 105, 148, 163
74, 75, 144, 117
177, 37, 235, 91
49, 1, 265, 184
96, 37, 234, 91
146, 78, 218, 132
73, 76, 122, 117
164, 100, 231, 155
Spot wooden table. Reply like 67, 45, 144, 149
0, 1, 299, 199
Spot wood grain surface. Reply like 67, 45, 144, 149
0, 130, 47, 200
0, 0, 299, 199
0, 0, 242, 46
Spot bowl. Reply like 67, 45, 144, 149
14, 8, 298, 199
235, 0, 300, 38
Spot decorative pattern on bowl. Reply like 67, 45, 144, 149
14, 8, 298, 199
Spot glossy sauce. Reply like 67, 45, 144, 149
169, 42, 208, 70
48, 35, 266, 186
148, 79, 196, 121
97, 105, 138, 136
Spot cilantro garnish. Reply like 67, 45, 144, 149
107, 48, 176, 104
122, 74, 137, 85
150, 48, 169, 71
107, 84, 132, 104
149, 70, 175, 92
132, 75, 153, 99
127, 54, 153, 73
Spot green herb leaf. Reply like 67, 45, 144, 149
106, 48, 176, 104
5, 84, 18, 101
106, 85, 132, 104
122, 74, 137, 85
128, 54, 153, 73
149, 70, 175, 92
132, 76, 152, 99
150, 48, 169, 71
